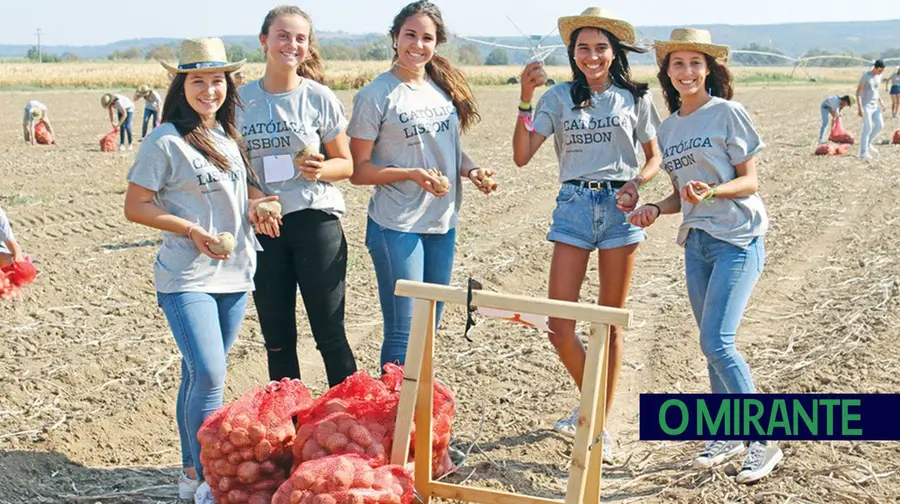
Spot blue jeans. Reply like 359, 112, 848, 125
157, 291, 249, 478
364, 217, 455, 369
860, 106, 883, 155
142, 108, 159, 138
818, 105, 832, 143
118, 109, 134, 145
684, 229, 764, 395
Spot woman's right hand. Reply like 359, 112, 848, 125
409, 168, 446, 197
627, 205, 660, 228
188, 225, 229, 261
519, 61, 547, 103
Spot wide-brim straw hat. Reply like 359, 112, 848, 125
30, 108, 43, 119
100, 93, 114, 108
137, 84, 151, 95
654, 28, 729, 66
160, 37, 245, 74
558, 7, 636, 47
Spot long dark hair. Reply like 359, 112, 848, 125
657, 53, 734, 114
390, 0, 480, 133
567, 27, 648, 109
161, 72, 254, 177
260, 5, 325, 84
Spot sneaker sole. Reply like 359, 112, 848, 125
692, 444, 746, 469
735, 448, 784, 484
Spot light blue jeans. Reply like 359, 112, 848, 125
818, 105, 833, 143
860, 106, 884, 155
364, 217, 455, 369
684, 229, 764, 395
157, 291, 249, 479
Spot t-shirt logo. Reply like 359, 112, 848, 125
242, 120, 313, 151
663, 136, 713, 173
563, 115, 622, 146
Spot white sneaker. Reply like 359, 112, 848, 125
735, 441, 783, 484
127, 144, 133, 151
117, 145, 125, 152
600, 430, 614, 464
693, 440, 745, 469
869, 145, 879, 154
179, 471, 201, 500
861, 152, 873, 160
553, 406, 579, 437
194, 482, 214, 504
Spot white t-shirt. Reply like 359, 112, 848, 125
859, 71, 882, 108
0, 208, 14, 255
531, 83, 661, 182
144, 90, 162, 111
657, 97, 768, 248
23, 100, 48, 123
113, 94, 135, 113
126, 123, 257, 294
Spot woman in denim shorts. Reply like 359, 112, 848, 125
512, 7, 662, 463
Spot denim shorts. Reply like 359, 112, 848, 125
547, 182, 647, 250
891, 85, 900, 95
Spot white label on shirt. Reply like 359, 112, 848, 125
263, 154, 294, 183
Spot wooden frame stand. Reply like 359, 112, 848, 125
389, 280, 633, 504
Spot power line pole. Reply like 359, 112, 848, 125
36, 28, 42, 63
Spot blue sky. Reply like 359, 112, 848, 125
2, 0, 897, 46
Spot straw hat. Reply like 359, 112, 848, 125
100, 93, 115, 108
558, 7, 636, 47
137, 84, 151, 95
654, 28, 729, 66
160, 37, 245, 74
30, 108, 43, 119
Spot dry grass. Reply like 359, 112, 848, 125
0, 60, 866, 90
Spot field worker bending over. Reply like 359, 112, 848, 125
817, 94, 853, 144
101, 92, 136, 151
512, 7, 662, 463
236, 5, 359, 388
133, 84, 163, 139
123, 37, 277, 500
0, 207, 25, 268
856, 59, 886, 160
22, 100, 54, 145
629, 27, 782, 483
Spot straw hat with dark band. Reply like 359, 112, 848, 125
558, 7, 636, 47
654, 28, 729, 66
160, 37, 245, 74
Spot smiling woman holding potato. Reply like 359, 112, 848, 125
123, 38, 277, 498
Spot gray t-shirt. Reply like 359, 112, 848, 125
532, 83, 661, 182
237, 78, 348, 217
0, 208, 14, 255
113, 94, 135, 113
822, 96, 842, 112
126, 123, 257, 294
657, 97, 768, 248
859, 71, 882, 108
144, 90, 162, 111
23, 100, 47, 124
347, 71, 462, 234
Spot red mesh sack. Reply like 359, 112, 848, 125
835, 143, 851, 155
34, 120, 54, 145
829, 116, 855, 144
100, 129, 118, 152
814, 144, 836, 156
893, 130, 900, 144
272, 454, 414, 504
1, 258, 37, 301
199, 378, 314, 504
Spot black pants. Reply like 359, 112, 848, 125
253, 209, 357, 387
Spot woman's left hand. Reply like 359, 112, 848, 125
296, 153, 325, 182
249, 195, 282, 238
680, 180, 713, 205
616, 178, 640, 212
468, 168, 498, 195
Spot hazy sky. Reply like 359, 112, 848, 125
2, 0, 897, 46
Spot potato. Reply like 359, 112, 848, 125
311, 477, 330, 494
222, 441, 237, 454
378, 494, 401, 504
366, 423, 387, 442
256, 200, 282, 219
315, 421, 338, 446
289, 490, 304, 504
228, 489, 251, 503
337, 419, 356, 436
297, 144, 319, 158
343, 493, 366, 504
313, 494, 337, 504
230, 427, 252, 448
330, 470, 353, 492
236, 460, 262, 484
301, 439, 323, 461
252, 477, 278, 490
618, 192, 634, 206
260, 460, 278, 474
215, 459, 238, 477
292, 470, 316, 490
250, 492, 273, 504
255, 439, 273, 462
296, 423, 316, 445
480, 175, 497, 190
365, 442, 386, 461
209, 232, 236, 255
249, 424, 267, 444
220, 421, 235, 437
324, 432, 350, 453
345, 442, 366, 456
435, 175, 450, 193
348, 424, 373, 448
240, 448, 255, 461
228, 452, 244, 465
218, 476, 235, 492
351, 470, 374, 489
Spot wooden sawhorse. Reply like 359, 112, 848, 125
389, 280, 633, 504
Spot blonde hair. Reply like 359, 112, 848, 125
260, 5, 325, 84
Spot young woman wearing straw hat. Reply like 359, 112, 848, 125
628, 27, 782, 483
816, 94, 854, 144
123, 37, 278, 499
133, 84, 163, 140
235, 6, 359, 389
101, 92, 136, 150
22, 100, 54, 145
348, 0, 495, 375
512, 6, 662, 462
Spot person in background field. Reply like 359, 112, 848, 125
22, 100, 54, 145
133, 84, 163, 139
629, 27, 783, 484
512, 6, 661, 463
0, 207, 25, 268
856, 59, 886, 160
347, 0, 495, 373
817, 94, 853, 144
101, 92, 136, 151
233, 70, 246, 87
123, 37, 277, 500
236, 5, 359, 388
887, 66, 900, 119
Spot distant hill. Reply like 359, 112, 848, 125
1, 19, 898, 63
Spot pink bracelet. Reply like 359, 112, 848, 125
518, 110, 534, 132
